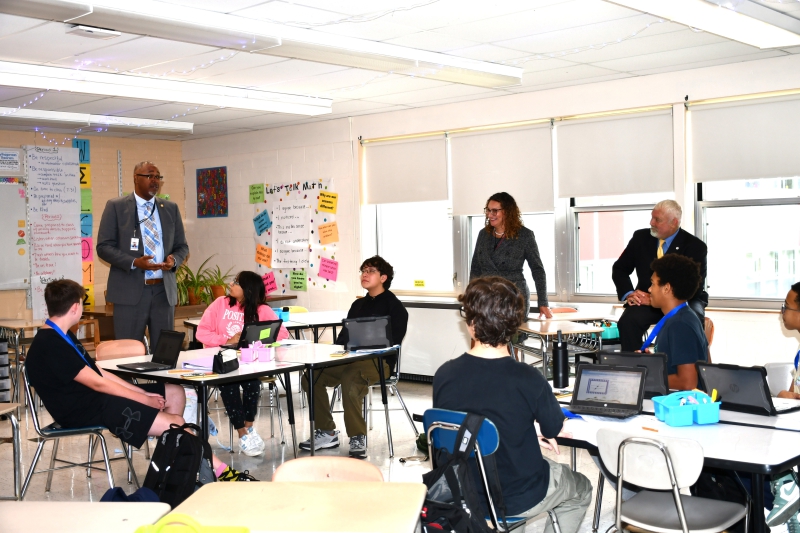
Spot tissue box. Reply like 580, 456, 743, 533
652, 390, 719, 427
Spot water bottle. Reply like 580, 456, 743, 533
552, 330, 569, 389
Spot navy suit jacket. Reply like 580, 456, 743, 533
96, 194, 189, 307
611, 228, 708, 305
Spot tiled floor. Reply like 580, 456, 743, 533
0, 379, 619, 533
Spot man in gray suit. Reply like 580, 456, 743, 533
97, 161, 189, 349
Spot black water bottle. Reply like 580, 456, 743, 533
552, 330, 569, 388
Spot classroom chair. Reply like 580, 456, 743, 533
224, 377, 287, 452
70, 318, 101, 355
272, 456, 383, 482
423, 408, 561, 533
20, 365, 139, 499
0, 402, 21, 500
765, 362, 794, 397
597, 427, 748, 533
363, 345, 418, 437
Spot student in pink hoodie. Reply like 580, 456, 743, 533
196, 270, 289, 456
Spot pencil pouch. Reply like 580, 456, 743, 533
213, 349, 239, 374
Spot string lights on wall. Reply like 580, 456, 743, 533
1, 91, 48, 116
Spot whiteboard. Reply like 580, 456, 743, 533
0, 182, 29, 289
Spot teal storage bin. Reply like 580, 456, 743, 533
600, 322, 619, 340
272, 308, 290, 322
652, 391, 719, 427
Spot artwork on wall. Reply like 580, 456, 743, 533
196, 166, 228, 218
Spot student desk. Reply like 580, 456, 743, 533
516, 320, 604, 374
183, 309, 347, 344
97, 348, 305, 456
171, 481, 427, 533
641, 399, 800, 432
0, 403, 20, 501
560, 412, 800, 533
0, 319, 45, 407
527, 312, 616, 323
0, 501, 170, 532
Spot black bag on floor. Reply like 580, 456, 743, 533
690, 468, 750, 533
420, 413, 497, 533
143, 423, 216, 508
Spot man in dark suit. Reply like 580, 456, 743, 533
97, 161, 189, 349
612, 200, 708, 351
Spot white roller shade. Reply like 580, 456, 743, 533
557, 112, 674, 198
691, 97, 800, 182
363, 137, 447, 204
450, 126, 553, 215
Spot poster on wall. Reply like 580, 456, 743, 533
250, 178, 340, 294
196, 166, 228, 218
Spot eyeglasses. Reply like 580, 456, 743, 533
136, 173, 164, 181
232, 279, 240, 286
359, 268, 379, 275
781, 303, 800, 314
459, 307, 466, 318
484, 208, 504, 216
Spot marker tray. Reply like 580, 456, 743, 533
652, 390, 720, 427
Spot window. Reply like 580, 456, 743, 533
702, 177, 800, 201
376, 201, 454, 292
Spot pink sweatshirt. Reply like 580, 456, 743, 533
196, 296, 290, 348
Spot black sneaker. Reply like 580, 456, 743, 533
218, 467, 257, 482
299, 429, 340, 451
349, 435, 366, 457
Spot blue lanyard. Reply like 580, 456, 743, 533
794, 350, 800, 370
641, 302, 688, 352
45, 319, 92, 368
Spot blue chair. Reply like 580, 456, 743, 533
423, 408, 562, 533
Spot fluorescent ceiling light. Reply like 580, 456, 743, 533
606, 0, 800, 49
0, 107, 194, 134
0, 0, 522, 88
66, 24, 121, 39
0, 61, 332, 116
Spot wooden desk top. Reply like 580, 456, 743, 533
527, 312, 616, 323
0, 319, 45, 330
0, 403, 19, 416
0, 501, 170, 533
520, 320, 603, 336
172, 481, 426, 533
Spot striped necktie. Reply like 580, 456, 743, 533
657, 239, 666, 259
141, 202, 159, 279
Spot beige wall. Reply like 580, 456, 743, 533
0, 131, 184, 318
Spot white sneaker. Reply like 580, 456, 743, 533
247, 427, 266, 452
239, 433, 264, 456
299, 429, 340, 451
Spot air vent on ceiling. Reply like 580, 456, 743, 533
65, 24, 121, 40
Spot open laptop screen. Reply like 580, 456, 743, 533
696, 362, 774, 415
599, 351, 669, 399
574, 366, 646, 406
151, 330, 186, 366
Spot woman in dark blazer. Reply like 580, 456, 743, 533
469, 192, 552, 318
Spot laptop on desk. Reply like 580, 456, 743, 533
568, 364, 648, 419
116, 330, 185, 372
697, 362, 800, 416
222, 319, 282, 350
599, 351, 669, 399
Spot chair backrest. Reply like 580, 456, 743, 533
70, 318, 100, 350
423, 408, 500, 458
341, 315, 392, 351
272, 456, 383, 482
21, 365, 46, 437
286, 306, 308, 313
765, 362, 794, 397
95, 339, 147, 361
597, 428, 704, 490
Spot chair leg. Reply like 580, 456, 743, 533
122, 441, 140, 488
276, 392, 286, 445
95, 433, 115, 489
592, 470, 605, 533
21, 439, 46, 499
368, 386, 373, 430
548, 510, 562, 533
144, 437, 151, 460
392, 384, 419, 436
269, 384, 275, 438
45, 438, 59, 492
86, 435, 95, 478
229, 419, 234, 453
329, 385, 338, 412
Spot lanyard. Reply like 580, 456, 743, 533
493, 234, 505, 251
794, 349, 800, 370
640, 302, 688, 352
45, 319, 92, 368
133, 202, 155, 239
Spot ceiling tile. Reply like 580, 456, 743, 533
202, 58, 347, 89
184, 127, 257, 140
330, 99, 407, 114
195, 113, 305, 129
362, 83, 494, 105
7, 92, 106, 110
234, 2, 349, 25
119, 103, 220, 120
0, 13, 47, 39
130, 50, 287, 82
590, 41, 764, 73
507, 71, 632, 93
0, 88, 45, 105
323, 74, 449, 100
630, 50, 788, 77
518, 57, 584, 74
446, 44, 533, 63
291, 0, 440, 17
382, 31, 481, 52
159, 0, 271, 14
311, 18, 424, 41
261, 68, 391, 97
513, 63, 625, 88
175, 108, 269, 125
409, 90, 501, 107
55, 97, 163, 115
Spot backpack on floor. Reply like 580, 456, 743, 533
143, 423, 216, 508
420, 413, 499, 533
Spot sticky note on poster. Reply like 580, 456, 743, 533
18, 220, 25, 228
318, 191, 338, 214
262, 271, 278, 295
83, 285, 95, 307
253, 210, 272, 235
83, 262, 94, 285
79, 164, 91, 188
80, 214, 92, 238
318, 221, 339, 245
81, 237, 93, 261
249, 184, 265, 204
318, 258, 339, 281
290, 269, 307, 291
81, 188, 92, 213
255, 244, 272, 268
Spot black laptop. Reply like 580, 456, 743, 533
696, 362, 800, 416
116, 330, 185, 372
599, 351, 669, 399
222, 319, 282, 350
568, 364, 648, 419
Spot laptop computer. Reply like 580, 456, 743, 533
568, 364, 648, 419
696, 362, 800, 416
599, 351, 669, 399
222, 319, 283, 350
116, 330, 185, 372
342, 316, 392, 351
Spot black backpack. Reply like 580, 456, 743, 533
143, 423, 216, 508
421, 414, 506, 533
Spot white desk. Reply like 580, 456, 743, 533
0, 501, 170, 533
641, 398, 800, 432
527, 312, 616, 323
184, 310, 348, 343
172, 482, 426, 533
516, 320, 604, 374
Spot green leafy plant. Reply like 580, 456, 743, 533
206, 264, 234, 286
176, 256, 214, 305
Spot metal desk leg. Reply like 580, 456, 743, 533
541, 335, 550, 379
197, 384, 209, 441
0, 412, 21, 501
570, 447, 577, 472
312, 327, 320, 344
283, 370, 297, 459
307, 367, 316, 456
752, 472, 765, 533
378, 355, 393, 458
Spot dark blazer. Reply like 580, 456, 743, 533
96, 194, 189, 307
612, 228, 708, 305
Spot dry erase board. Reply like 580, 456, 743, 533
0, 180, 30, 290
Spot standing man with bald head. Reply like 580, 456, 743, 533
97, 161, 189, 349
612, 200, 708, 351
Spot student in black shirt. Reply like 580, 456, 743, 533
434, 276, 592, 533
300, 255, 408, 457
25, 279, 256, 482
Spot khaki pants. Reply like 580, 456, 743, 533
518, 458, 593, 533
301, 359, 390, 437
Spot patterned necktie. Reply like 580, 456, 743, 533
141, 202, 159, 279
657, 239, 666, 259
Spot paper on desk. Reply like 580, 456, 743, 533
277, 339, 312, 345
352, 344, 400, 354
564, 414, 661, 446
183, 356, 214, 370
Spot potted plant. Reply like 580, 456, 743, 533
177, 256, 213, 305
206, 263, 234, 300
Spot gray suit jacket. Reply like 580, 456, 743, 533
96, 194, 189, 307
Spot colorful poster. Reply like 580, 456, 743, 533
79, 164, 91, 188
80, 188, 92, 213
83, 284, 95, 307
253, 209, 272, 235
318, 221, 339, 245
80, 214, 92, 238
196, 166, 228, 218
318, 257, 339, 282
290, 269, 307, 291
262, 271, 278, 295
255, 244, 272, 268
318, 191, 338, 214
82, 262, 94, 285
249, 184, 265, 204
272, 201, 310, 269
81, 237, 93, 261
72, 138, 90, 163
